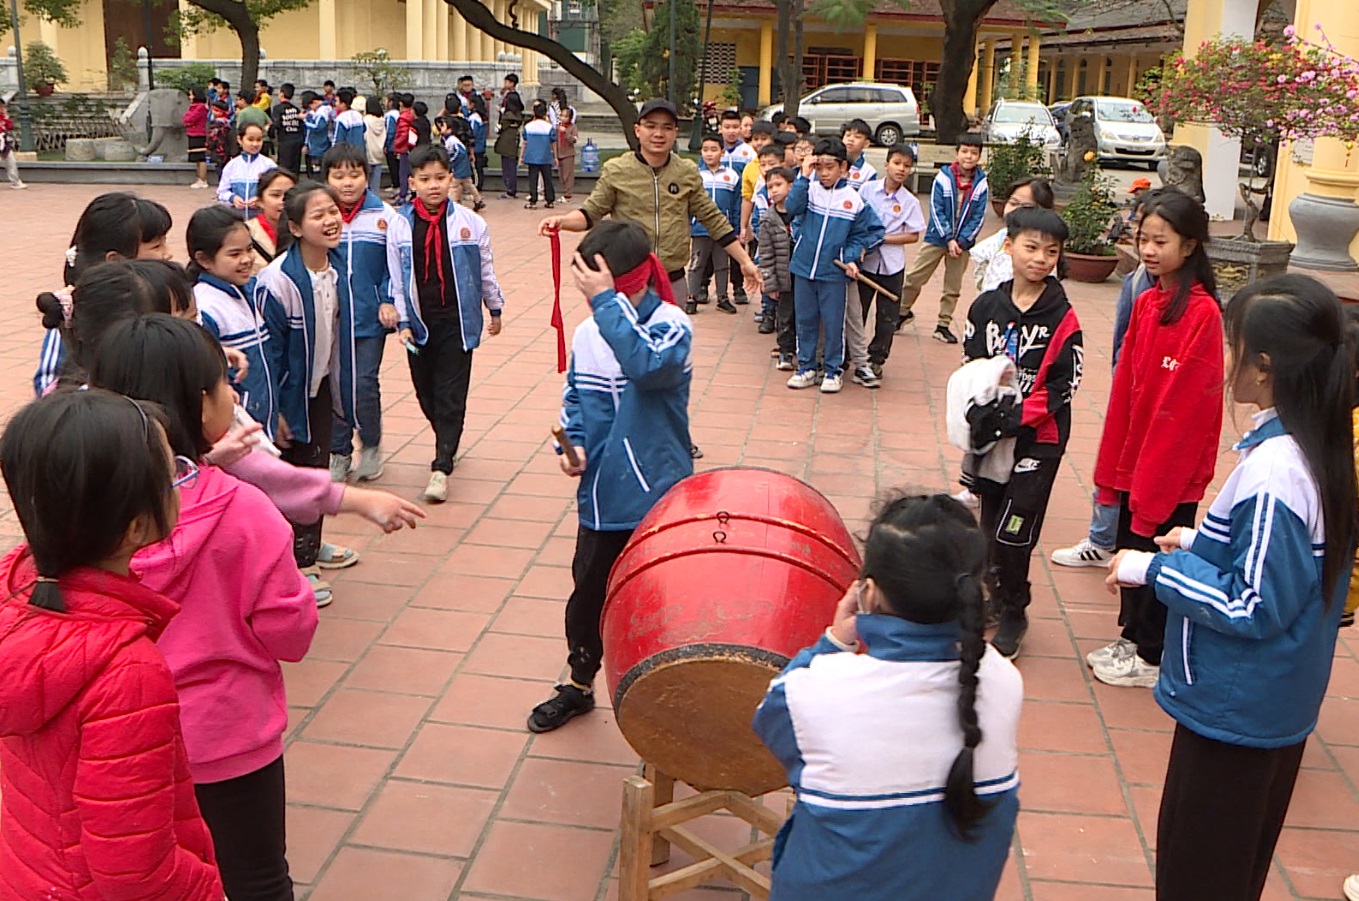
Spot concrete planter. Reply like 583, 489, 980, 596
1206, 238, 1294, 297
1065, 251, 1119, 283
1288, 192, 1359, 272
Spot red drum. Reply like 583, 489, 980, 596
601, 467, 861, 795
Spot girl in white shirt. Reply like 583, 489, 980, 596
971, 177, 1057, 293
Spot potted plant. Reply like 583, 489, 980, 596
24, 41, 68, 97
984, 131, 1051, 217
1156, 32, 1359, 280
1060, 154, 1121, 283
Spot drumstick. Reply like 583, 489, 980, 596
551, 424, 581, 468
834, 260, 895, 300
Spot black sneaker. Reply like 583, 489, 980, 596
733, 293, 750, 305
758, 318, 775, 334
933, 324, 959, 345
717, 298, 738, 314
527, 684, 596, 733
685, 299, 698, 315
695, 294, 711, 305
991, 610, 1028, 660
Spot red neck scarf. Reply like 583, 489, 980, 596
613, 253, 675, 305
256, 214, 278, 245
339, 201, 363, 224
413, 198, 448, 294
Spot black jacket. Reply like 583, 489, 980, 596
962, 276, 1083, 456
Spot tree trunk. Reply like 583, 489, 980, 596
184, 0, 261, 88
930, 0, 994, 143
446, 0, 641, 148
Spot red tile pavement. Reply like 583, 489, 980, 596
3, 184, 1359, 900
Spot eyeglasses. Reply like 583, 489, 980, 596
171, 455, 200, 491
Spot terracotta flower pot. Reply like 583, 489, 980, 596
1065, 250, 1119, 283
33, 83, 54, 97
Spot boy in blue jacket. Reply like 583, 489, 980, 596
898, 133, 989, 344
528, 219, 694, 733
688, 133, 742, 314
785, 137, 885, 395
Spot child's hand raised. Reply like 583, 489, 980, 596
571, 252, 616, 300
829, 580, 862, 648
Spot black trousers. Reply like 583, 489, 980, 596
408, 315, 474, 474
776, 285, 797, 356
1156, 724, 1305, 901
303, 152, 322, 180
277, 140, 303, 177
977, 453, 1061, 613
526, 162, 555, 204
474, 153, 486, 189
859, 269, 904, 366
385, 150, 400, 191
1117, 497, 1199, 665
565, 526, 635, 686
280, 377, 333, 568
194, 756, 292, 901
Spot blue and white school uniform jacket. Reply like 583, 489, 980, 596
522, 118, 555, 166
216, 152, 277, 216
338, 191, 397, 341
924, 164, 989, 251
786, 174, 886, 282
469, 113, 488, 155
847, 153, 877, 191
753, 614, 1022, 901
383, 108, 399, 154
558, 288, 694, 532
334, 108, 365, 146
195, 274, 280, 437
721, 139, 757, 177
1148, 409, 1347, 748
386, 202, 505, 352
304, 108, 333, 157
33, 329, 66, 396
444, 135, 473, 179
253, 248, 359, 445
692, 165, 740, 237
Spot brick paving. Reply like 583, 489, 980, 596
3, 183, 1359, 901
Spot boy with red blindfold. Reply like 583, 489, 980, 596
528, 219, 694, 733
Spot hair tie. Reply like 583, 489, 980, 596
34, 577, 57, 584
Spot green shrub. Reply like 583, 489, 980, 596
159, 63, 218, 94
984, 131, 1050, 202
1061, 161, 1120, 256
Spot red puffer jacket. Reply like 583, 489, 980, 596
0, 547, 223, 901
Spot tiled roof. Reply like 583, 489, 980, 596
694, 0, 1052, 26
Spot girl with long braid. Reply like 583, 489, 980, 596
753, 493, 1024, 901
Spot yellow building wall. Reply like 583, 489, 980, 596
196, 5, 322, 61
336, 0, 407, 58
21, 0, 110, 92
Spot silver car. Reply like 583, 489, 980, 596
982, 100, 1062, 150
1068, 96, 1167, 168
758, 83, 921, 146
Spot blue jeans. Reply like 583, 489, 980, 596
331, 335, 386, 455
1089, 491, 1118, 551
793, 276, 846, 377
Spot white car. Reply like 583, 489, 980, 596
1068, 96, 1167, 168
759, 83, 921, 146
981, 100, 1062, 150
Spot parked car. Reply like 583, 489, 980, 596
981, 99, 1062, 150
758, 83, 921, 146
1067, 96, 1167, 168
1240, 140, 1278, 178
1048, 100, 1072, 140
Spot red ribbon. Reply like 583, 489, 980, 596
613, 253, 676, 305
550, 229, 567, 373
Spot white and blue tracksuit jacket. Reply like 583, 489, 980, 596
304, 108, 333, 157
692, 165, 740, 238
253, 248, 360, 445
924, 165, 989, 251
216, 152, 277, 215
33, 329, 66, 395
444, 135, 473, 179
386, 202, 505, 352
470, 113, 488, 156
558, 288, 694, 532
721, 139, 757, 178
334, 108, 365, 146
752, 614, 1022, 901
195, 274, 280, 438
337, 191, 398, 341
383, 108, 399, 154
522, 118, 555, 166
786, 174, 886, 281
1147, 410, 1347, 748
847, 153, 877, 191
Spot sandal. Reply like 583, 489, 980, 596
544, 202, 555, 209
316, 543, 360, 570
301, 567, 333, 608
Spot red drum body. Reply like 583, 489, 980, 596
601, 467, 861, 794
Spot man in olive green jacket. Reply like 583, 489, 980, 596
538, 98, 763, 314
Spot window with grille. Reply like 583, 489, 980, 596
875, 59, 939, 101
701, 42, 738, 82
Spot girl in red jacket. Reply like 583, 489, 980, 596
0, 389, 224, 901
1090, 189, 1224, 688
184, 87, 210, 189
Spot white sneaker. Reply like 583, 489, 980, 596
787, 370, 819, 390
353, 445, 384, 481
329, 453, 351, 483
951, 489, 980, 510
12, 182, 27, 190
424, 471, 448, 503
189, 179, 210, 189
1342, 873, 1359, 901
850, 366, 880, 389
1086, 637, 1137, 669
1092, 651, 1159, 688
820, 373, 843, 394
1051, 537, 1114, 568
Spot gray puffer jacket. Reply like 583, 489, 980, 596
757, 206, 795, 295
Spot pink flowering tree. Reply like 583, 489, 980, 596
1157, 31, 1359, 239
